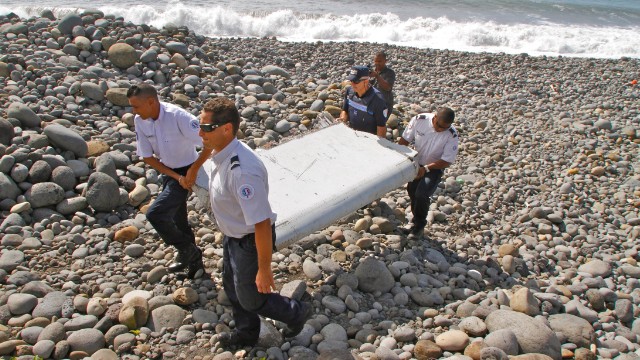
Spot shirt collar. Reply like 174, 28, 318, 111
212, 138, 240, 166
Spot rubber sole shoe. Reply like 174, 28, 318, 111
407, 226, 424, 240
217, 331, 257, 349
186, 256, 205, 279
168, 243, 201, 273
283, 302, 313, 338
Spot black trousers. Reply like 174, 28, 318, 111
407, 169, 443, 228
145, 164, 195, 250
222, 227, 306, 342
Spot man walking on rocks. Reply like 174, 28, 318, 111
339, 65, 388, 137
128, 83, 205, 279
189, 97, 312, 348
369, 51, 396, 116
399, 107, 459, 239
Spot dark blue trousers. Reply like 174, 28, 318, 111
222, 228, 306, 343
407, 169, 443, 228
145, 165, 195, 249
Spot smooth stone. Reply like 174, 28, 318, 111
149, 305, 187, 331
25, 182, 64, 208
485, 310, 561, 360
108, 43, 138, 69
32, 291, 68, 319
67, 328, 105, 355
33, 339, 55, 358
435, 330, 470, 352
85, 172, 120, 212
8, 293, 38, 315
43, 124, 88, 157
577, 259, 611, 277
548, 314, 594, 348
7, 102, 41, 128
484, 329, 519, 355
355, 257, 395, 293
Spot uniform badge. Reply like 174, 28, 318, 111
453, 144, 458, 151
189, 119, 199, 131
238, 184, 255, 200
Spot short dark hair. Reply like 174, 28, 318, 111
126, 83, 158, 98
375, 51, 387, 60
203, 98, 240, 134
437, 107, 455, 124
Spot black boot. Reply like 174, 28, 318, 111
186, 247, 205, 279
168, 243, 200, 273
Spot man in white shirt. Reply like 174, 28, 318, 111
399, 107, 459, 239
128, 83, 205, 279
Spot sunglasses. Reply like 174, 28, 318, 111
199, 122, 227, 132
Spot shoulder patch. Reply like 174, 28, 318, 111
418, 114, 427, 120
238, 184, 255, 200
230, 155, 240, 170
189, 119, 199, 131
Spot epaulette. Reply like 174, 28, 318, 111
448, 127, 458, 138
230, 155, 240, 170
417, 114, 427, 120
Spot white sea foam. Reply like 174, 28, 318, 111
2, 3, 639, 58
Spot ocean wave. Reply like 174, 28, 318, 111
1, 3, 639, 58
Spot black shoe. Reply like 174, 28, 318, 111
282, 302, 313, 338
168, 243, 200, 273
186, 251, 205, 279
218, 331, 257, 348
407, 225, 424, 240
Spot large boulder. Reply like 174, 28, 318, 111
57, 14, 82, 35
7, 103, 41, 128
166, 41, 188, 55
355, 257, 395, 293
548, 314, 594, 348
262, 65, 291, 78
81, 82, 105, 101
25, 182, 65, 208
148, 305, 187, 331
85, 172, 120, 212
485, 310, 561, 360
108, 43, 138, 69
66, 328, 105, 355
0, 118, 14, 145
0, 173, 21, 201
0, 22, 28, 35
105, 88, 130, 106
43, 124, 88, 158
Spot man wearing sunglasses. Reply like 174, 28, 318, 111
338, 65, 388, 137
128, 83, 205, 279
187, 98, 312, 348
399, 107, 459, 240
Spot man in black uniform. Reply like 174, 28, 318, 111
369, 51, 396, 116
339, 65, 388, 137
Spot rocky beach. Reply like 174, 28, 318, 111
0, 9, 639, 360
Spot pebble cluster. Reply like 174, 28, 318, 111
0, 8, 640, 360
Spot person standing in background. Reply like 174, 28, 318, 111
369, 51, 396, 117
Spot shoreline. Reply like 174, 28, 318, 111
1, 10, 640, 360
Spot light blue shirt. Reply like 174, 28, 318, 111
134, 102, 202, 168
208, 138, 277, 238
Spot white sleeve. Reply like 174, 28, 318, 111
402, 116, 417, 143
134, 118, 154, 158
176, 111, 203, 146
233, 173, 274, 226
441, 136, 459, 163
